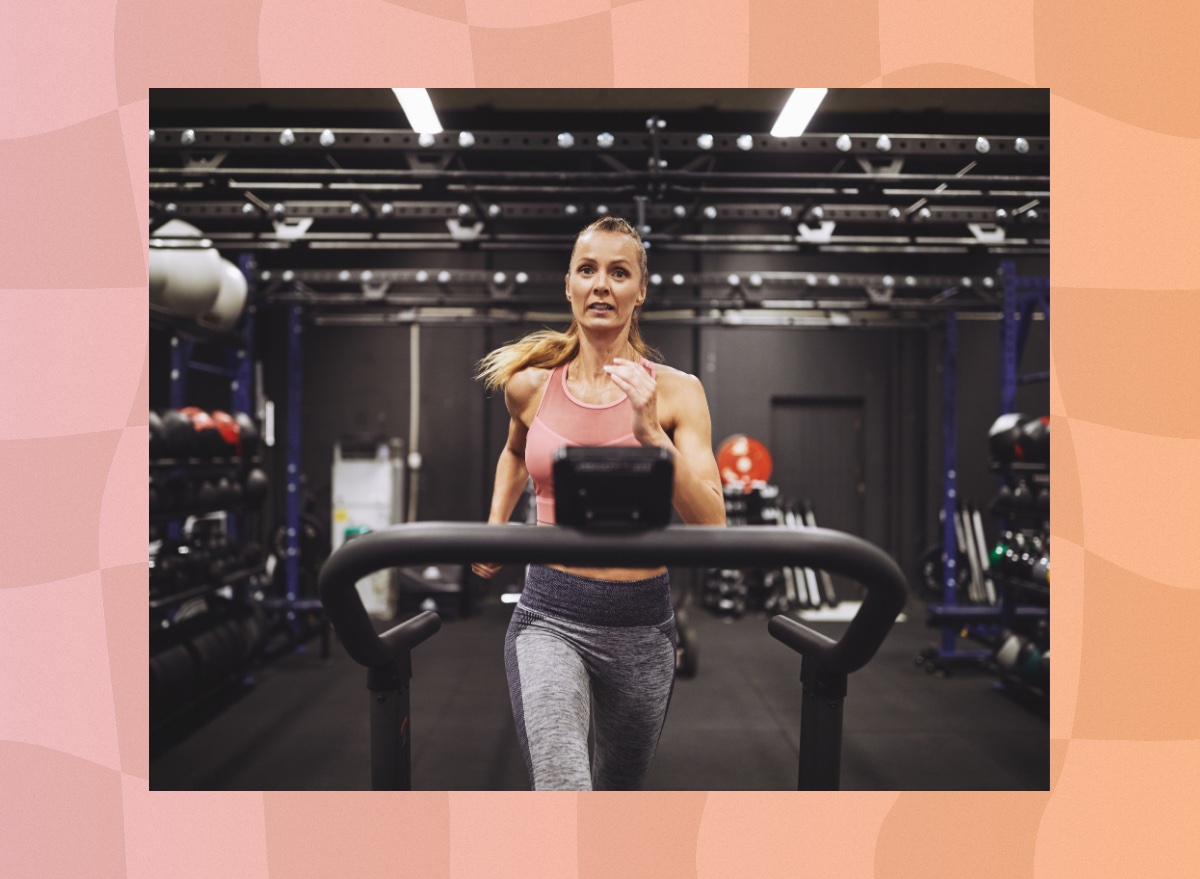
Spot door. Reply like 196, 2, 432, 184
769, 397, 867, 599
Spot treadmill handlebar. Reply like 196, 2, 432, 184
317, 522, 907, 672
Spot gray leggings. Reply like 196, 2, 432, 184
504, 564, 676, 791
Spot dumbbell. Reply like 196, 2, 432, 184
997, 483, 1015, 506
988, 413, 1028, 465
1019, 416, 1050, 465
1013, 480, 1032, 506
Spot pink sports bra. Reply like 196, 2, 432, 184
524, 358, 655, 524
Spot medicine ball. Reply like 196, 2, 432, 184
196, 479, 219, 508
149, 411, 166, 459
216, 477, 236, 506
203, 259, 249, 331
161, 410, 197, 459
180, 407, 224, 458
988, 413, 1028, 465
233, 412, 259, 456
149, 247, 173, 304
244, 468, 269, 503
161, 246, 224, 318
210, 410, 241, 457
152, 220, 224, 319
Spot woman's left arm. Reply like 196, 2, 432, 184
606, 360, 726, 526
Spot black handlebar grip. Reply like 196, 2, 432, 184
379, 611, 441, 659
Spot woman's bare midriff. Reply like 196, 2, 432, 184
537, 520, 667, 581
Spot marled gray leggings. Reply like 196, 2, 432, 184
504, 564, 676, 791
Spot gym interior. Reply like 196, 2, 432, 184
147, 88, 1050, 791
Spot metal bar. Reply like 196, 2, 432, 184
152, 199, 1051, 220
167, 337, 190, 545
168, 336, 190, 410
184, 360, 240, 379
150, 127, 1047, 154
228, 274, 256, 546
271, 295, 1006, 316
258, 267, 1007, 289
1000, 261, 1019, 415
285, 305, 303, 628
308, 313, 940, 329
150, 167, 1050, 186
157, 231, 1050, 252
941, 312, 959, 658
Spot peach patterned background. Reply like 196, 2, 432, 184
2, 0, 1198, 876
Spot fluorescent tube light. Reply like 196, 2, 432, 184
392, 88, 443, 135
771, 88, 828, 137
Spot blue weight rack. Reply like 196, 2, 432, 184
923, 262, 1049, 671
157, 256, 262, 606
253, 299, 329, 653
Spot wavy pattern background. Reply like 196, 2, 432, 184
2, 1, 1198, 875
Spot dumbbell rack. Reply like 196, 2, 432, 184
704, 488, 840, 618
920, 262, 1049, 673
986, 459, 1050, 699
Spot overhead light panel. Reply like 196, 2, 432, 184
392, 88, 442, 135
771, 88, 827, 137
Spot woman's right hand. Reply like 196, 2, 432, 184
472, 562, 502, 579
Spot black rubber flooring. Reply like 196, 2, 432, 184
150, 598, 1048, 791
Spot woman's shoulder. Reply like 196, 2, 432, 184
651, 361, 703, 394
649, 362, 707, 429
504, 366, 554, 417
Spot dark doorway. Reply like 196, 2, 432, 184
770, 397, 867, 599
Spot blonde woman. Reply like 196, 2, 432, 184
474, 216, 725, 790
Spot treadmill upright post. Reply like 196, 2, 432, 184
368, 657, 411, 791
799, 658, 848, 790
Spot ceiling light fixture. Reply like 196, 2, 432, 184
770, 88, 828, 137
391, 89, 443, 135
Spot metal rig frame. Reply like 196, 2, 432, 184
149, 122, 1048, 328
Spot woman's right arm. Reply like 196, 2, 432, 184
473, 371, 539, 578
486, 411, 531, 525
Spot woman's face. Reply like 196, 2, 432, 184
565, 230, 646, 331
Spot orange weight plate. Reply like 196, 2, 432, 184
716, 434, 773, 489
